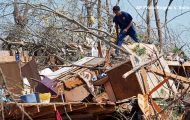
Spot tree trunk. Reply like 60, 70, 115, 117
97, 0, 103, 57
85, 0, 93, 27
97, 0, 102, 32
106, 0, 112, 32
146, 0, 152, 42
3, 0, 29, 50
13, 0, 29, 29
153, 0, 163, 51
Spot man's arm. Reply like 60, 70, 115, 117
124, 21, 132, 32
115, 24, 119, 39
123, 12, 133, 33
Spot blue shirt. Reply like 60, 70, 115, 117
113, 11, 136, 35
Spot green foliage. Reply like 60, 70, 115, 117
172, 47, 181, 54
160, 88, 165, 95
132, 45, 146, 56
138, 34, 144, 39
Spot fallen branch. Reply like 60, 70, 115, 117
0, 37, 28, 46
24, 3, 134, 56
159, 84, 190, 114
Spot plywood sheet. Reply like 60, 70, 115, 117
0, 62, 23, 95
104, 81, 116, 102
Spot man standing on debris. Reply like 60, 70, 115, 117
113, 6, 140, 55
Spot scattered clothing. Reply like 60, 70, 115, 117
55, 110, 63, 120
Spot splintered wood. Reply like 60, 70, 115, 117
138, 94, 151, 118
148, 67, 190, 84
93, 92, 109, 103
64, 85, 90, 102
64, 77, 84, 89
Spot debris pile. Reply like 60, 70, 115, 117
0, 43, 190, 120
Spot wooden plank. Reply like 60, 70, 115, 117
138, 94, 169, 120
138, 94, 151, 119
149, 68, 190, 84
130, 55, 145, 94
148, 77, 169, 96
4, 102, 115, 119
140, 68, 150, 93
104, 81, 116, 102
167, 61, 190, 67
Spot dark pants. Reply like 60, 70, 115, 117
115, 31, 139, 55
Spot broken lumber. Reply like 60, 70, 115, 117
148, 68, 190, 84
64, 77, 84, 89
64, 85, 90, 102
122, 54, 163, 79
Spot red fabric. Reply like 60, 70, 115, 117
55, 110, 63, 120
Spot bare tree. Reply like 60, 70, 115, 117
2, 0, 30, 50
84, 0, 97, 27
106, 0, 112, 32
146, 0, 152, 42
153, 0, 163, 51
97, 0, 103, 57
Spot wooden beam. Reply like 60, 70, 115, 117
140, 68, 150, 93
148, 68, 190, 84
167, 61, 190, 67
122, 54, 163, 79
